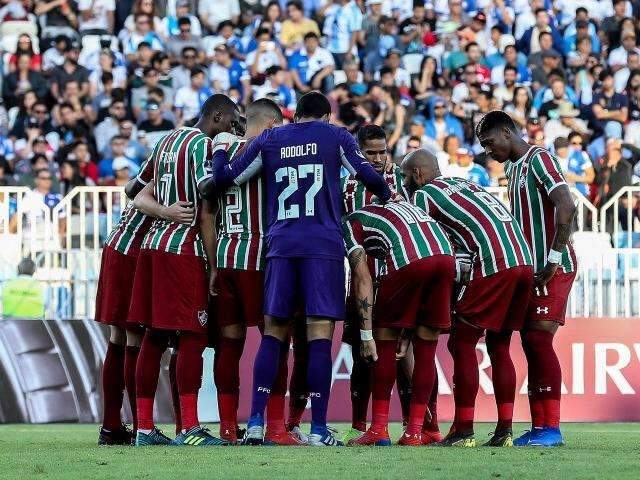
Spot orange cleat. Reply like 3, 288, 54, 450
397, 431, 422, 446
421, 429, 443, 445
264, 430, 305, 446
347, 428, 391, 446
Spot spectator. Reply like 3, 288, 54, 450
78, 0, 115, 35
531, 49, 564, 90
50, 41, 89, 102
395, 118, 441, 160
491, 43, 531, 85
122, 13, 164, 58
280, 1, 320, 51
3, 54, 48, 108
98, 135, 138, 181
59, 158, 87, 196
609, 30, 640, 72
7, 34, 42, 73
34, 0, 79, 39
89, 49, 127, 96
370, 84, 405, 150
554, 135, 595, 197
254, 66, 296, 111
543, 101, 589, 144
209, 44, 250, 102
1, 258, 46, 319
94, 99, 129, 154
444, 147, 491, 187
0, 156, 15, 185
289, 32, 335, 94
174, 68, 213, 126
516, 8, 563, 56
122, 0, 162, 36
137, 101, 174, 147
412, 56, 447, 108
625, 83, 640, 146
42, 35, 71, 73
161, 0, 202, 39
397, 2, 427, 54
493, 65, 518, 106
198, 0, 240, 34
322, 0, 363, 68
68, 141, 98, 184
165, 16, 204, 62
374, 50, 410, 90
600, 0, 628, 49
8, 92, 40, 139
130, 66, 172, 119
246, 28, 288, 78
425, 97, 464, 147
170, 46, 199, 92
593, 69, 629, 135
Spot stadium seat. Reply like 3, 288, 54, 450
402, 53, 423, 75
0, 21, 38, 39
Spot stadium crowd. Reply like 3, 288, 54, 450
0, 0, 639, 232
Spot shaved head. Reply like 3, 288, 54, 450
401, 148, 441, 195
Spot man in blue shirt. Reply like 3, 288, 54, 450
212, 92, 392, 447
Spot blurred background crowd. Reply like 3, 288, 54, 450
0, 0, 639, 226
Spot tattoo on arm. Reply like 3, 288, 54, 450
348, 248, 365, 270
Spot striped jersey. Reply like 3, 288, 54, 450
505, 146, 576, 273
105, 156, 155, 256
342, 201, 453, 274
216, 138, 266, 271
142, 127, 213, 256
413, 177, 532, 279
341, 165, 406, 215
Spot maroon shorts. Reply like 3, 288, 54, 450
455, 265, 534, 332
526, 269, 577, 325
95, 246, 141, 330
375, 255, 455, 330
216, 268, 264, 328
128, 249, 209, 334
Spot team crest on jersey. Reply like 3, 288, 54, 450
197, 310, 208, 326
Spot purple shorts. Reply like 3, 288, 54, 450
264, 257, 345, 320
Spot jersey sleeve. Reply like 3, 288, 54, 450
337, 128, 391, 201
530, 150, 567, 195
191, 135, 214, 186
413, 188, 435, 217
214, 131, 265, 190
342, 216, 365, 256
135, 144, 158, 185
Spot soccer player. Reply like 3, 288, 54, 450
343, 201, 455, 446
402, 149, 534, 447
341, 125, 440, 444
95, 160, 195, 445
476, 111, 577, 447
212, 98, 304, 445
213, 91, 392, 446
128, 94, 243, 446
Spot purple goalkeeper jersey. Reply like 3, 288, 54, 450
214, 121, 391, 260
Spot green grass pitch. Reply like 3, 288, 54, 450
1, 423, 639, 479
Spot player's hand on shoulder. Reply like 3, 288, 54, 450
212, 132, 239, 153
163, 201, 195, 224
360, 339, 378, 363
534, 262, 558, 290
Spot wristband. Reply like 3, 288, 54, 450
360, 329, 373, 341
548, 249, 562, 264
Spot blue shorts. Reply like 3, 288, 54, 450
264, 257, 345, 320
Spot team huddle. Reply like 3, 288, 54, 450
94, 91, 577, 449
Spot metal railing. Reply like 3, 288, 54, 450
0, 185, 639, 319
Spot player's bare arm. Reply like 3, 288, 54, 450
348, 247, 377, 363
536, 184, 577, 288
200, 199, 219, 296
132, 181, 196, 225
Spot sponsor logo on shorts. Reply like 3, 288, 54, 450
257, 387, 271, 393
537, 306, 549, 315
309, 392, 321, 398
197, 310, 208, 326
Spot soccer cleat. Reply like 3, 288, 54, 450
483, 430, 513, 447
288, 425, 308, 444
264, 430, 305, 446
513, 428, 543, 446
171, 426, 230, 446
527, 427, 565, 447
438, 431, 476, 447
347, 428, 390, 446
242, 425, 265, 445
397, 431, 422, 446
135, 427, 172, 446
307, 430, 344, 446
98, 425, 134, 446
421, 429, 443, 445
342, 427, 365, 445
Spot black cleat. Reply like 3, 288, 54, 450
483, 429, 513, 447
98, 424, 134, 446
438, 430, 476, 447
